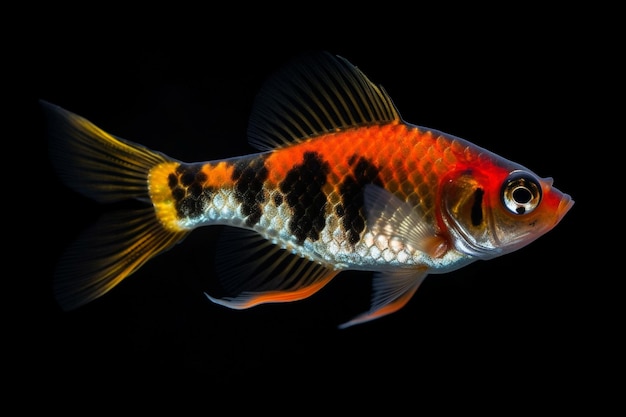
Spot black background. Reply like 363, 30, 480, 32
19, 11, 607, 409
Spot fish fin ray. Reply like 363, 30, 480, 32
206, 228, 338, 309
247, 51, 402, 151
338, 269, 428, 329
41, 100, 173, 204
364, 184, 448, 258
53, 207, 190, 311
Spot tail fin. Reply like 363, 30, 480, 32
43, 100, 169, 204
41, 101, 190, 310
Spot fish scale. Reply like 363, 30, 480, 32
149, 122, 469, 271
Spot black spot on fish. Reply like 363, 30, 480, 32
169, 164, 214, 219
188, 183, 202, 198
180, 170, 196, 186
339, 155, 382, 245
172, 186, 185, 201
195, 170, 207, 182
232, 156, 269, 227
273, 193, 283, 207
471, 188, 484, 226
279, 152, 330, 244
168, 173, 178, 189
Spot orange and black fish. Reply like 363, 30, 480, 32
42, 51, 574, 328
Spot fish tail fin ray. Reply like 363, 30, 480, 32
42, 100, 190, 310
54, 207, 190, 311
41, 100, 173, 204
205, 228, 339, 309
338, 269, 428, 329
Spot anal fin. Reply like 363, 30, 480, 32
205, 228, 339, 309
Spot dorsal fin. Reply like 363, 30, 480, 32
247, 51, 402, 151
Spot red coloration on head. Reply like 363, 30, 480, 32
438, 147, 573, 258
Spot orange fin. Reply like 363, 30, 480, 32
205, 228, 338, 309
54, 208, 189, 311
338, 269, 428, 329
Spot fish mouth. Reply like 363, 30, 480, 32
555, 193, 574, 224
542, 176, 574, 225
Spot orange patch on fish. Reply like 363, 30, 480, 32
201, 161, 236, 188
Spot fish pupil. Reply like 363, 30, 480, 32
512, 187, 532, 204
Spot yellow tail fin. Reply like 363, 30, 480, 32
42, 101, 189, 310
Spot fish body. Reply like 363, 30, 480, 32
43, 52, 573, 328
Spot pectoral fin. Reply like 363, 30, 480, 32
338, 269, 428, 329
364, 184, 448, 258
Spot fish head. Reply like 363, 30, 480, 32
440, 163, 574, 260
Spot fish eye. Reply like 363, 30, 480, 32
501, 171, 542, 215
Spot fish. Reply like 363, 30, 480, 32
42, 51, 574, 329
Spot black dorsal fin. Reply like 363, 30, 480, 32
247, 51, 402, 151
